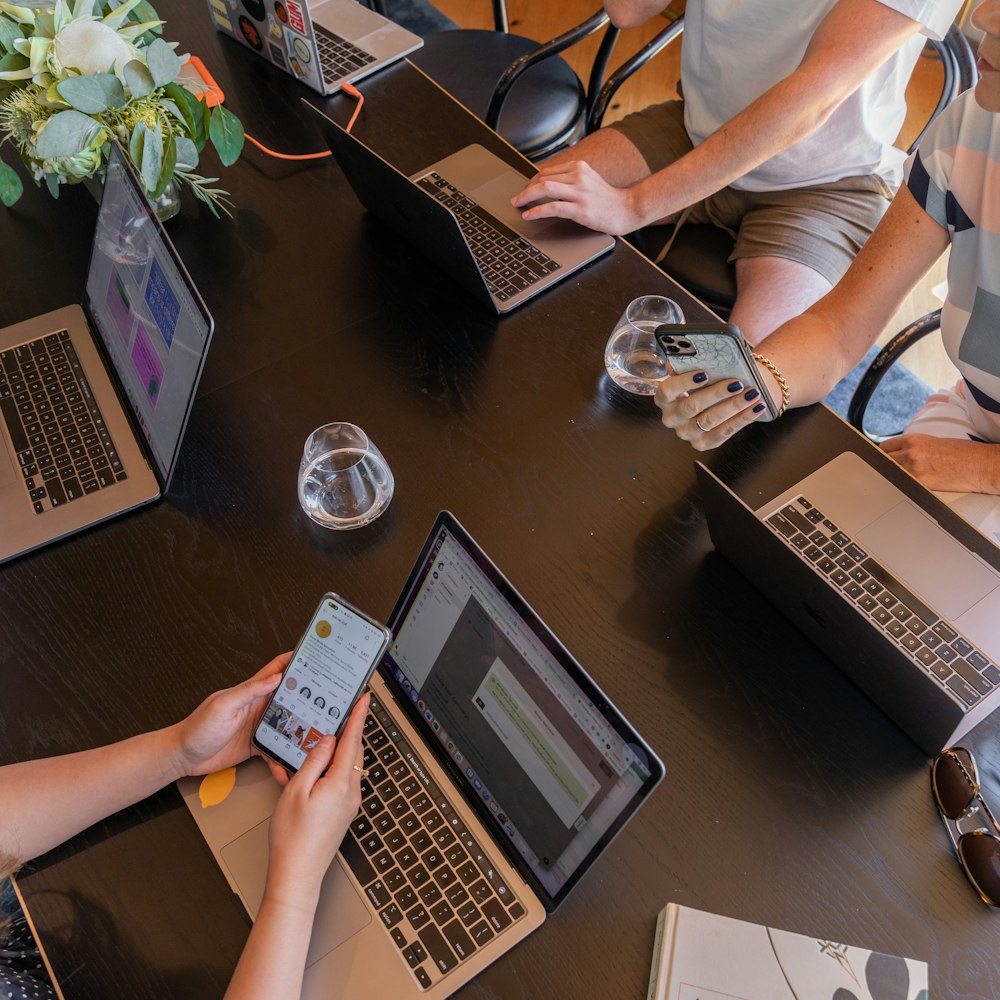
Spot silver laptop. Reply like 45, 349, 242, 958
698, 450, 1000, 754
206, 0, 422, 95
306, 104, 616, 313
0, 143, 213, 565
180, 511, 664, 999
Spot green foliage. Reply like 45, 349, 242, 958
209, 104, 243, 167
144, 36, 178, 87
56, 72, 124, 113
122, 57, 153, 98
0, 158, 22, 204
35, 108, 102, 157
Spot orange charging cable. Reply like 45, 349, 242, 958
242, 81, 364, 160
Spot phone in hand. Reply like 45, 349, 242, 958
252, 593, 392, 773
655, 322, 779, 421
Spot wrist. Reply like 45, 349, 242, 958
264, 858, 325, 910
158, 723, 195, 782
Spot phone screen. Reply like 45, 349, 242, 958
254, 595, 390, 771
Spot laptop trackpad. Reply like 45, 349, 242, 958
470, 172, 566, 244
856, 502, 1000, 620
222, 819, 371, 967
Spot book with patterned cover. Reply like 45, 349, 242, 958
647, 904, 928, 1000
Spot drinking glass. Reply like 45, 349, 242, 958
604, 294, 684, 395
297, 423, 394, 529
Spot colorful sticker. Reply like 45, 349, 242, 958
285, 0, 306, 35
198, 767, 237, 808
292, 35, 310, 64
267, 14, 282, 39
268, 41, 286, 67
289, 55, 302, 77
238, 14, 263, 50
274, 1, 288, 23
240, 0, 265, 20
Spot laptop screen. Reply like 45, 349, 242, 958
83, 143, 213, 486
383, 512, 663, 909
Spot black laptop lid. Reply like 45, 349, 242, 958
379, 511, 665, 911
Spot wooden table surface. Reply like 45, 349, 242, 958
2, 6, 998, 997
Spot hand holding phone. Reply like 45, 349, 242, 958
655, 323, 778, 421
252, 593, 391, 774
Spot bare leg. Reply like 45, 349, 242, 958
730, 256, 833, 346
539, 127, 652, 188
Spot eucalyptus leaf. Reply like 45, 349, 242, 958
129, 119, 145, 169
174, 136, 198, 172
209, 104, 243, 166
0, 51, 28, 73
145, 36, 180, 87
161, 98, 185, 125
0, 159, 23, 206
35, 109, 102, 158
0, 16, 24, 54
123, 58, 153, 98
56, 73, 124, 114
44, 172, 59, 198
151, 132, 176, 198
140, 122, 162, 192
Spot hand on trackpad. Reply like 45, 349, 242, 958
471, 171, 562, 239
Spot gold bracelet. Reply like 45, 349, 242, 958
751, 352, 789, 417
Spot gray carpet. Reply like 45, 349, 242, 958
823, 345, 932, 438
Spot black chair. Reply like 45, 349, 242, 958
404, 3, 621, 161
846, 308, 941, 440
607, 19, 978, 317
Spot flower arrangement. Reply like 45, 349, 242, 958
0, 0, 244, 215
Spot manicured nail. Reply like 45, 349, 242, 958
727, 381, 743, 393
692, 371, 707, 383
744, 388, 759, 402
753, 402, 766, 413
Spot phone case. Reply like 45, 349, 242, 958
657, 324, 778, 421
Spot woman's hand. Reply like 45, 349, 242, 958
654, 370, 768, 450
881, 435, 1000, 494
168, 653, 289, 779
263, 694, 369, 905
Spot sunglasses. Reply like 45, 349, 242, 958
930, 747, 1000, 907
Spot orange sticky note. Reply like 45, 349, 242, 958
199, 766, 237, 807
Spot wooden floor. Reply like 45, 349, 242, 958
432, 0, 959, 388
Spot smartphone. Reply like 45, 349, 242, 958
252, 593, 392, 773
655, 322, 779, 421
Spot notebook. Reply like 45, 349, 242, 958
697, 451, 1000, 754
0, 142, 213, 565
205, 0, 422, 95
305, 103, 616, 313
180, 510, 664, 999
647, 903, 928, 1000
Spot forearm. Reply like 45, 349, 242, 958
224, 893, 318, 1000
0, 725, 186, 862
603, 0, 667, 30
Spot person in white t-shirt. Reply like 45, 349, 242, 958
511, 0, 962, 344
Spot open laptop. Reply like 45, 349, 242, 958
206, 0, 422, 95
0, 143, 213, 565
697, 451, 1000, 754
306, 103, 616, 313
180, 510, 664, 999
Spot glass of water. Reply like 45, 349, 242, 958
297, 422, 394, 530
604, 294, 684, 395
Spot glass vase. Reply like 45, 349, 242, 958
82, 170, 181, 222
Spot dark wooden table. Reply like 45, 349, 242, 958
2, 7, 998, 997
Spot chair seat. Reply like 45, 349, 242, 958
629, 222, 737, 317
408, 30, 586, 159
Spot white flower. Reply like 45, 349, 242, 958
52, 19, 138, 77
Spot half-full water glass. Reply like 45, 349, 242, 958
298, 423, 394, 529
604, 294, 685, 395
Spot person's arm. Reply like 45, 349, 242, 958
0, 655, 288, 863
654, 182, 949, 446
513, 0, 925, 234
223, 695, 368, 1000
603, 0, 669, 30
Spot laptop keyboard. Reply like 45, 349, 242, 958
415, 172, 560, 303
338, 695, 525, 990
766, 495, 1000, 707
0, 331, 126, 514
314, 24, 376, 86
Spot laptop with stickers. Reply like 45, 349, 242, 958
205, 0, 422, 95
179, 510, 664, 999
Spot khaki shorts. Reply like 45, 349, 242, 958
609, 100, 894, 285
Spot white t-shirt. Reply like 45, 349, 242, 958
680, 0, 962, 191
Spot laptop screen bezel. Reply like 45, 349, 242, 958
379, 510, 665, 912
81, 141, 214, 492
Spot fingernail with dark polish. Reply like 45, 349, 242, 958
727, 381, 743, 393
752, 402, 766, 413
692, 372, 707, 383
744, 388, 759, 402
